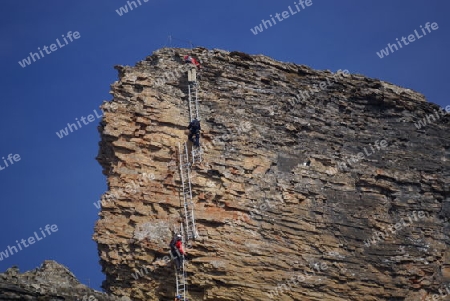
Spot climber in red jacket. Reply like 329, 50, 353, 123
184, 55, 192, 63
170, 234, 186, 270
175, 237, 185, 256
184, 55, 201, 69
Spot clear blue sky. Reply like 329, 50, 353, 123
0, 0, 448, 291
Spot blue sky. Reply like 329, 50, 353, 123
0, 0, 448, 291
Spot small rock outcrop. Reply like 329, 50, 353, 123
0, 260, 129, 300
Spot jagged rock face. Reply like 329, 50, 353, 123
0, 260, 125, 301
94, 47, 450, 301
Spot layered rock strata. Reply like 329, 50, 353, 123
94, 47, 450, 301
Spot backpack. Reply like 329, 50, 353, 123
169, 238, 177, 251
192, 119, 200, 129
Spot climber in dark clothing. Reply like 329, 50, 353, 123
170, 234, 185, 271
187, 118, 201, 147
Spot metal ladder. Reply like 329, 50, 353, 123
172, 223, 188, 301
175, 259, 187, 300
187, 82, 202, 165
179, 143, 198, 243
188, 83, 199, 122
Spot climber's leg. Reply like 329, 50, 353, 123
194, 133, 200, 147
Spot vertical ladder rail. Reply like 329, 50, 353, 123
188, 83, 200, 122
179, 143, 198, 242
187, 84, 191, 122
189, 205, 198, 239
183, 143, 198, 240
181, 142, 193, 202
180, 223, 185, 245
188, 85, 195, 122
194, 83, 199, 120
184, 198, 193, 241
187, 81, 203, 165
191, 146, 202, 165
175, 259, 187, 300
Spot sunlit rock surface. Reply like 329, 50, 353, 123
93, 47, 450, 301
0, 260, 127, 300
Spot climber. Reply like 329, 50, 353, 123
184, 55, 192, 64
169, 234, 185, 270
187, 118, 201, 147
184, 55, 201, 70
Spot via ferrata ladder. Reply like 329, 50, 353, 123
175, 259, 187, 301
187, 82, 202, 164
172, 223, 188, 301
179, 142, 198, 243
188, 83, 199, 122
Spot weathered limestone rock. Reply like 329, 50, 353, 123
94, 47, 450, 300
0, 260, 128, 301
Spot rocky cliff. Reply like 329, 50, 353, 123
93, 47, 450, 301
0, 260, 126, 301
